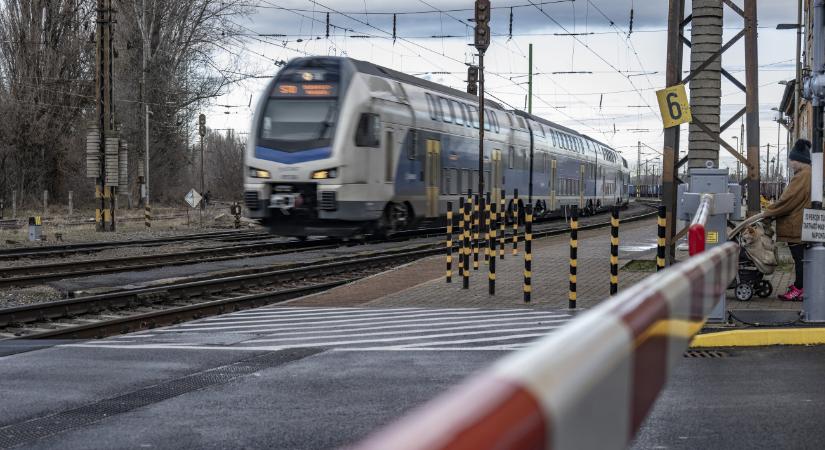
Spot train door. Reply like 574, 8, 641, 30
425, 139, 441, 217
550, 158, 557, 210
491, 149, 503, 204
579, 164, 586, 209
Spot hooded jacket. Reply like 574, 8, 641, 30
764, 165, 811, 243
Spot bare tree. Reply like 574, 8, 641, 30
204, 129, 245, 201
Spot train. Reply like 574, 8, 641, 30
244, 56, 631, 238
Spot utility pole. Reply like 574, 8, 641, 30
528, 44, 533, 114
142, 0, 151, 228
661, 0, 684, 264
95, 0, 115, 232
795, 0, 803, 141
636, 141, 641, 196
474, 0, 490, 199
744, 0, 761, 216
199, 114, 207, 226
801, 0, 825, 321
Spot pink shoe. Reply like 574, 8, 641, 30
779, 286, 804, 301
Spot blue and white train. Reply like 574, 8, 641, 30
244, 56, 630, 238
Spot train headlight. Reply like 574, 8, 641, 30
248, 167, 271, 178
311, 168, 338, 180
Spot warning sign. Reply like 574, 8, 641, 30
802, 209, 825, 243
706, 231, 719, 244
656, 84, 692, 128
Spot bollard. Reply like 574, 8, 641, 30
512, 189, 520, 255
458, 196, 465, 284
489, 202, 497, 295
657, 206, 667, 271
12, 190, 16, 219
569, 206, 579, 309
473, 194, 480, 270
499, 189, 506, 260
523, 204, 533, 303
484, 193, 491, 263
43, 190, 48, 218
610, 207, 620, 295
462, 199, 471, 289
446, 202, 453, 283
145, 204, 152, 228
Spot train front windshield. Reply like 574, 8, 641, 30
257, 61, 341, 153
259, 99, 337, 152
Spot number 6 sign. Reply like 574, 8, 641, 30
656, 84, 692, 128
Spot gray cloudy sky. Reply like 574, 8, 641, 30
211, 0, 800, 173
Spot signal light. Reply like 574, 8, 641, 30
474, 0, 491, 51
467, 66, 479, 95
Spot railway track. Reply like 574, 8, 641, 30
0, 205, 657, 341
0, 230, 269, 261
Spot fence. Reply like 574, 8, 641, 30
355, 242, 739, 450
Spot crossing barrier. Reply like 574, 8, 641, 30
688, 194, 713, 256
609, 207, 619, 295
446, 202, 453, 283
353, 242, 740, 450
569, 206, 578, 309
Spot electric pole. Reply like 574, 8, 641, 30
637, 141, 641, 197
142, 0, 151, 228
95, 0, 116, 232
199, 114, 207, 226
474, 0, 490, 200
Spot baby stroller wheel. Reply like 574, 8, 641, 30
756, 280, 773, 298
735, 283, 754, 301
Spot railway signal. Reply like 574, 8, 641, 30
474, 0, 491, 51
467, 66, 478, 95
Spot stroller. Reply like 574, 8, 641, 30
728, 216, 778, 301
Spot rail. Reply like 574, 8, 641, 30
353, 242, 740, 450
688, 193, 713, 256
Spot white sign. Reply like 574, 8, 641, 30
185, 189, 202, 208
802, 208, 825, 243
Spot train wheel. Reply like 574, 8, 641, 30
377, 203, 409, 237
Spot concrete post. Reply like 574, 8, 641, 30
68, 191, 73, 217
11, 190, 15, 219
688, 0, 723, 169
43, 190, 48, 217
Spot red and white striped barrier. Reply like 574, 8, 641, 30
352, 242, 739, 450
688, 194, 713, 256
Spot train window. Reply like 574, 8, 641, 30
506, 113, 514, 129
461, 169, 471, 194
385, 131, 394, 182
407, 130, 417, 160
425, 93, 437, 120
442, 168, 450, 195
517, 116, 526, 129
538, 124, 546, 138
472, 170, 480, 191
550, 130, 557, 147
508, 146, 515, 169
491, 111, 501, 133
452, 100, 465, 125
450, 168, 459, 195
439, 97, 453, 123
467, 105, 480, 128
483, 110, 492, 131
355, 113, 380, 147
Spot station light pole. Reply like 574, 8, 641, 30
474, 0, 490, 199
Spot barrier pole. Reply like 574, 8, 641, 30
523, 204, 533, 303
446, 202, 453, 283
569, 205, 578, 309
688, 194, 712, 256
463, 199, 471, 289
489, 202, 497, 295
473, 194, 480, 270
610, 207, 620, 295
512, 188, 520, 255
484, 193, 491, 264
499, 189, 506, 260
657, 206, 667, 271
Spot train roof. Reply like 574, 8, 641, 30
347, 58, 505, 110
511, 110, 581, 137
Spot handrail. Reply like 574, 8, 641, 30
352, 243, 740, 450
688, 193, 713, 255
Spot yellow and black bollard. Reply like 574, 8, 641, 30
463, 199, 471, 289
499, 189, 506, 260
446, 202, 453, 283
523, 204, 533, 303
657, 206, 666, 271
144, 204, 152, 228
569, 206, 578, 309
484, 193, 491, 263
610, 207, 620, 295
458, 197, 465, 281
489, 202, 497, 295
512, 189, 520, 256
473, 194, 480, 270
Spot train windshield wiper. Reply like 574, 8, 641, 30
317, 102, 337, 140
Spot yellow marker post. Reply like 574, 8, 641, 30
656, 84, 692, 128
